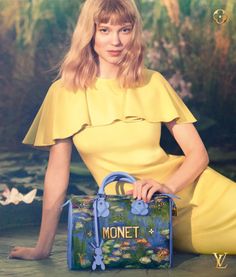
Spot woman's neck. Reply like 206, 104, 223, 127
97, 63, 119, 79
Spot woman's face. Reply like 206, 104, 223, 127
93, 21, 133, 73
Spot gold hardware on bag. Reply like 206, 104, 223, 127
172, 205, 177, 216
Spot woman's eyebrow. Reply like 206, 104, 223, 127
121, 23, 133, 27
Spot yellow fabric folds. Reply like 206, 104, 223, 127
22, 69, 197, 148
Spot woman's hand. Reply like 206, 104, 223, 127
125, 179, 175, 203
8, 246, 49, 260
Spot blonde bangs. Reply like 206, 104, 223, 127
94, 1, 136, 25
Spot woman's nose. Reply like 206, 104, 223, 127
110, 32, 122, 46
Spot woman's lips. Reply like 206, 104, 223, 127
107, 50, 122, 56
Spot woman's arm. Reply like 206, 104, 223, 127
126, 120, 209, 202
9, 138, 72, 260
163, 120, 209, 193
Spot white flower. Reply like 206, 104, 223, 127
0, 186, 37, 205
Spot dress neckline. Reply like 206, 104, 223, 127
95, 76, 122, 92
96, 76, 117, 82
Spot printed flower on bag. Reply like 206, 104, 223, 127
158, 248, 169, 256
139, 256, 152, 264
160, 229, 169, 236
151, 254, 161, 262
122, 253, 131, 259
77, 254, 91, 267
102, 246, 110, 254
104, 239, 115, 246
121, 241, 130, 247
136, 238, 148, 244
112, 250, 122, 256
75, 222, 84, 229
157, 249, 169, 261
120, 246, 130, 251
151, 248, 170, 262
86, 231, 93, 237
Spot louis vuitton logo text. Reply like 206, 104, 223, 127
213, 253, 228, 269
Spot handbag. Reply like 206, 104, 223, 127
65, 171, 178, 270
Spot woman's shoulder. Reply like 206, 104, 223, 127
46, 78, 68, 95
45, 78, 81, 102
144, 68, 168, 84
141, 68, 197, 124
140, 68, 170, 90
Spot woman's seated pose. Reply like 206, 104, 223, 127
9, 0, 236, 260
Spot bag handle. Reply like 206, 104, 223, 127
97, 171, 179, 200
98, 171, 136, 195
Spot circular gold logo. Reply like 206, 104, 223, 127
213, 9, 228, 24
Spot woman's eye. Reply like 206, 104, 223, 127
122, 28, 132, 33
99, 28, 109, 33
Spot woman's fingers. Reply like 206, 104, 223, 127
140, 183, 153, 202
146, 186, 161, 202
125, 189, 133, 195
8, 246, 49, 260
133, 179, 157, 200
9, 247, 31, 260
133, 180, 148, 200
9, 247, 23, 257
132, 179, 173, 202
8, 250, 20, 259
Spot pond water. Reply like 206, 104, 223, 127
0, 148, 97, 198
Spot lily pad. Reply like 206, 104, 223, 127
10, 177, 34, 184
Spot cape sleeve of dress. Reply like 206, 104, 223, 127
154, 71, 197, 123
22, 70, 197, 150
123, 69, 197, 124
22, 79, 90, 150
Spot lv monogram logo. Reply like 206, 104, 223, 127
213, 253, 228, 269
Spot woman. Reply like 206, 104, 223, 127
9, 0, 236, 260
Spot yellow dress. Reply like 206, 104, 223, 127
22, 69, 236, 254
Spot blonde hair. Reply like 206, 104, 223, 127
59, 0, 145, 91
